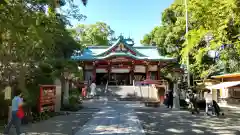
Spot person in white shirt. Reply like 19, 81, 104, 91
90, 81, 96, 97
205, 89, 213, 115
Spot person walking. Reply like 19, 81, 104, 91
167, 90, 174, 109
90, 81, 96, 97
190, 90, 199, 114
3, 89, 24, 135
164, 93, 169, 106
205, 89, 213, 115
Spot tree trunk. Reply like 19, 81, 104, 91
18, 65, 27, 91
60, 75, 69, 106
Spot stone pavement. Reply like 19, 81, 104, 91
135, 106, 240, 135
6, 106, 100, 135
74, 101, 145, 135
5, 95, 240, 135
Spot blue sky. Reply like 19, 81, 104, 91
71, 0, 174, 45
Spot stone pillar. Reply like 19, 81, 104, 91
54, 79, 62, 112
4, 86, 11, 100
63, 80, 69, 105
4, 86, 12, 122
173, 82, 180, 109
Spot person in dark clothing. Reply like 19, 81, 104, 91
167, 90, 173, 109
190, 91, 199, 114
164, 93, 169, 106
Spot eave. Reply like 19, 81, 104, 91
71, 52, 177, 62
211, 73, 240, 79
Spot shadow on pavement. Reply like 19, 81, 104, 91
75, 105, 144, 135
135, 107, 240, 135
7, 108, 100, 135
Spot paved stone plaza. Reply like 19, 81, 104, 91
77, 99, 240, 135
4, 98, 240, 135
75, 101, 145, 135
74, 99, 240, 135
136, 107, 240, 135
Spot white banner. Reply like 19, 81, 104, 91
134, 65, 146, 73
111, 68, 130, 73
148, 65, 157, 71
96, 68, 107, 73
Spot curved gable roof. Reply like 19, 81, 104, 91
71, 36, 177, 62
95, 37, 147, 57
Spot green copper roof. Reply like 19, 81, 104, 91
71, 36, 176, 61
95, 36, 146, 57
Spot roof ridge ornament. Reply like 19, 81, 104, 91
117, 35, 135, 46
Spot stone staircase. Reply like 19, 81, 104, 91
95, 85, 159, 101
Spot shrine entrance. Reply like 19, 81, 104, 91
95, 73, 108, 85
109, 73, 130, 85
95, 71, 131, 85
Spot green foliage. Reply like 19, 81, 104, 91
142, 0, 240, 79
0, 92, 11, 122
25, 63, 54, 107
70, 22, 115, 46
0, 0, 87, 111
69, 88, 80, 103
0, 0, 85, 82
62, 88, 82, 111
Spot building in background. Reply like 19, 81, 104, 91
71, 35, 177, 86
207, 73, 240, 105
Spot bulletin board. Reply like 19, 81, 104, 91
38, 85, 56, 113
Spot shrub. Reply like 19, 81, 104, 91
0, 92, 11, 125
69, 88, 81, 105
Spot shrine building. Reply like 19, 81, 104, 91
71, 35, 177, 85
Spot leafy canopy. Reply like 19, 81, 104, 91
70, 22, 115, 47
141, 0, 240, 79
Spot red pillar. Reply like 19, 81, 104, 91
92, 62, 96, 82
107, 61, 111, 82
157, 64, 160, 80
82, 63, 86, 81
146, 63, 150, 79
131, 61, 135, 85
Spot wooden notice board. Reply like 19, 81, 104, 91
38, 85, 56, 113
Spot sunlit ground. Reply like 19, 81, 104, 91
5, 101, 240, 135
75, 104, 145, 135
7, 108, 100, 135
135, 107, 240, 135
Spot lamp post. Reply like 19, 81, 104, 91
184, 0, 191, 88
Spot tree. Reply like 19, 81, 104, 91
70, 22, 115, 46
141, 0, 240, 80
180, 0, 240, 79
0, 0, 86, 93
